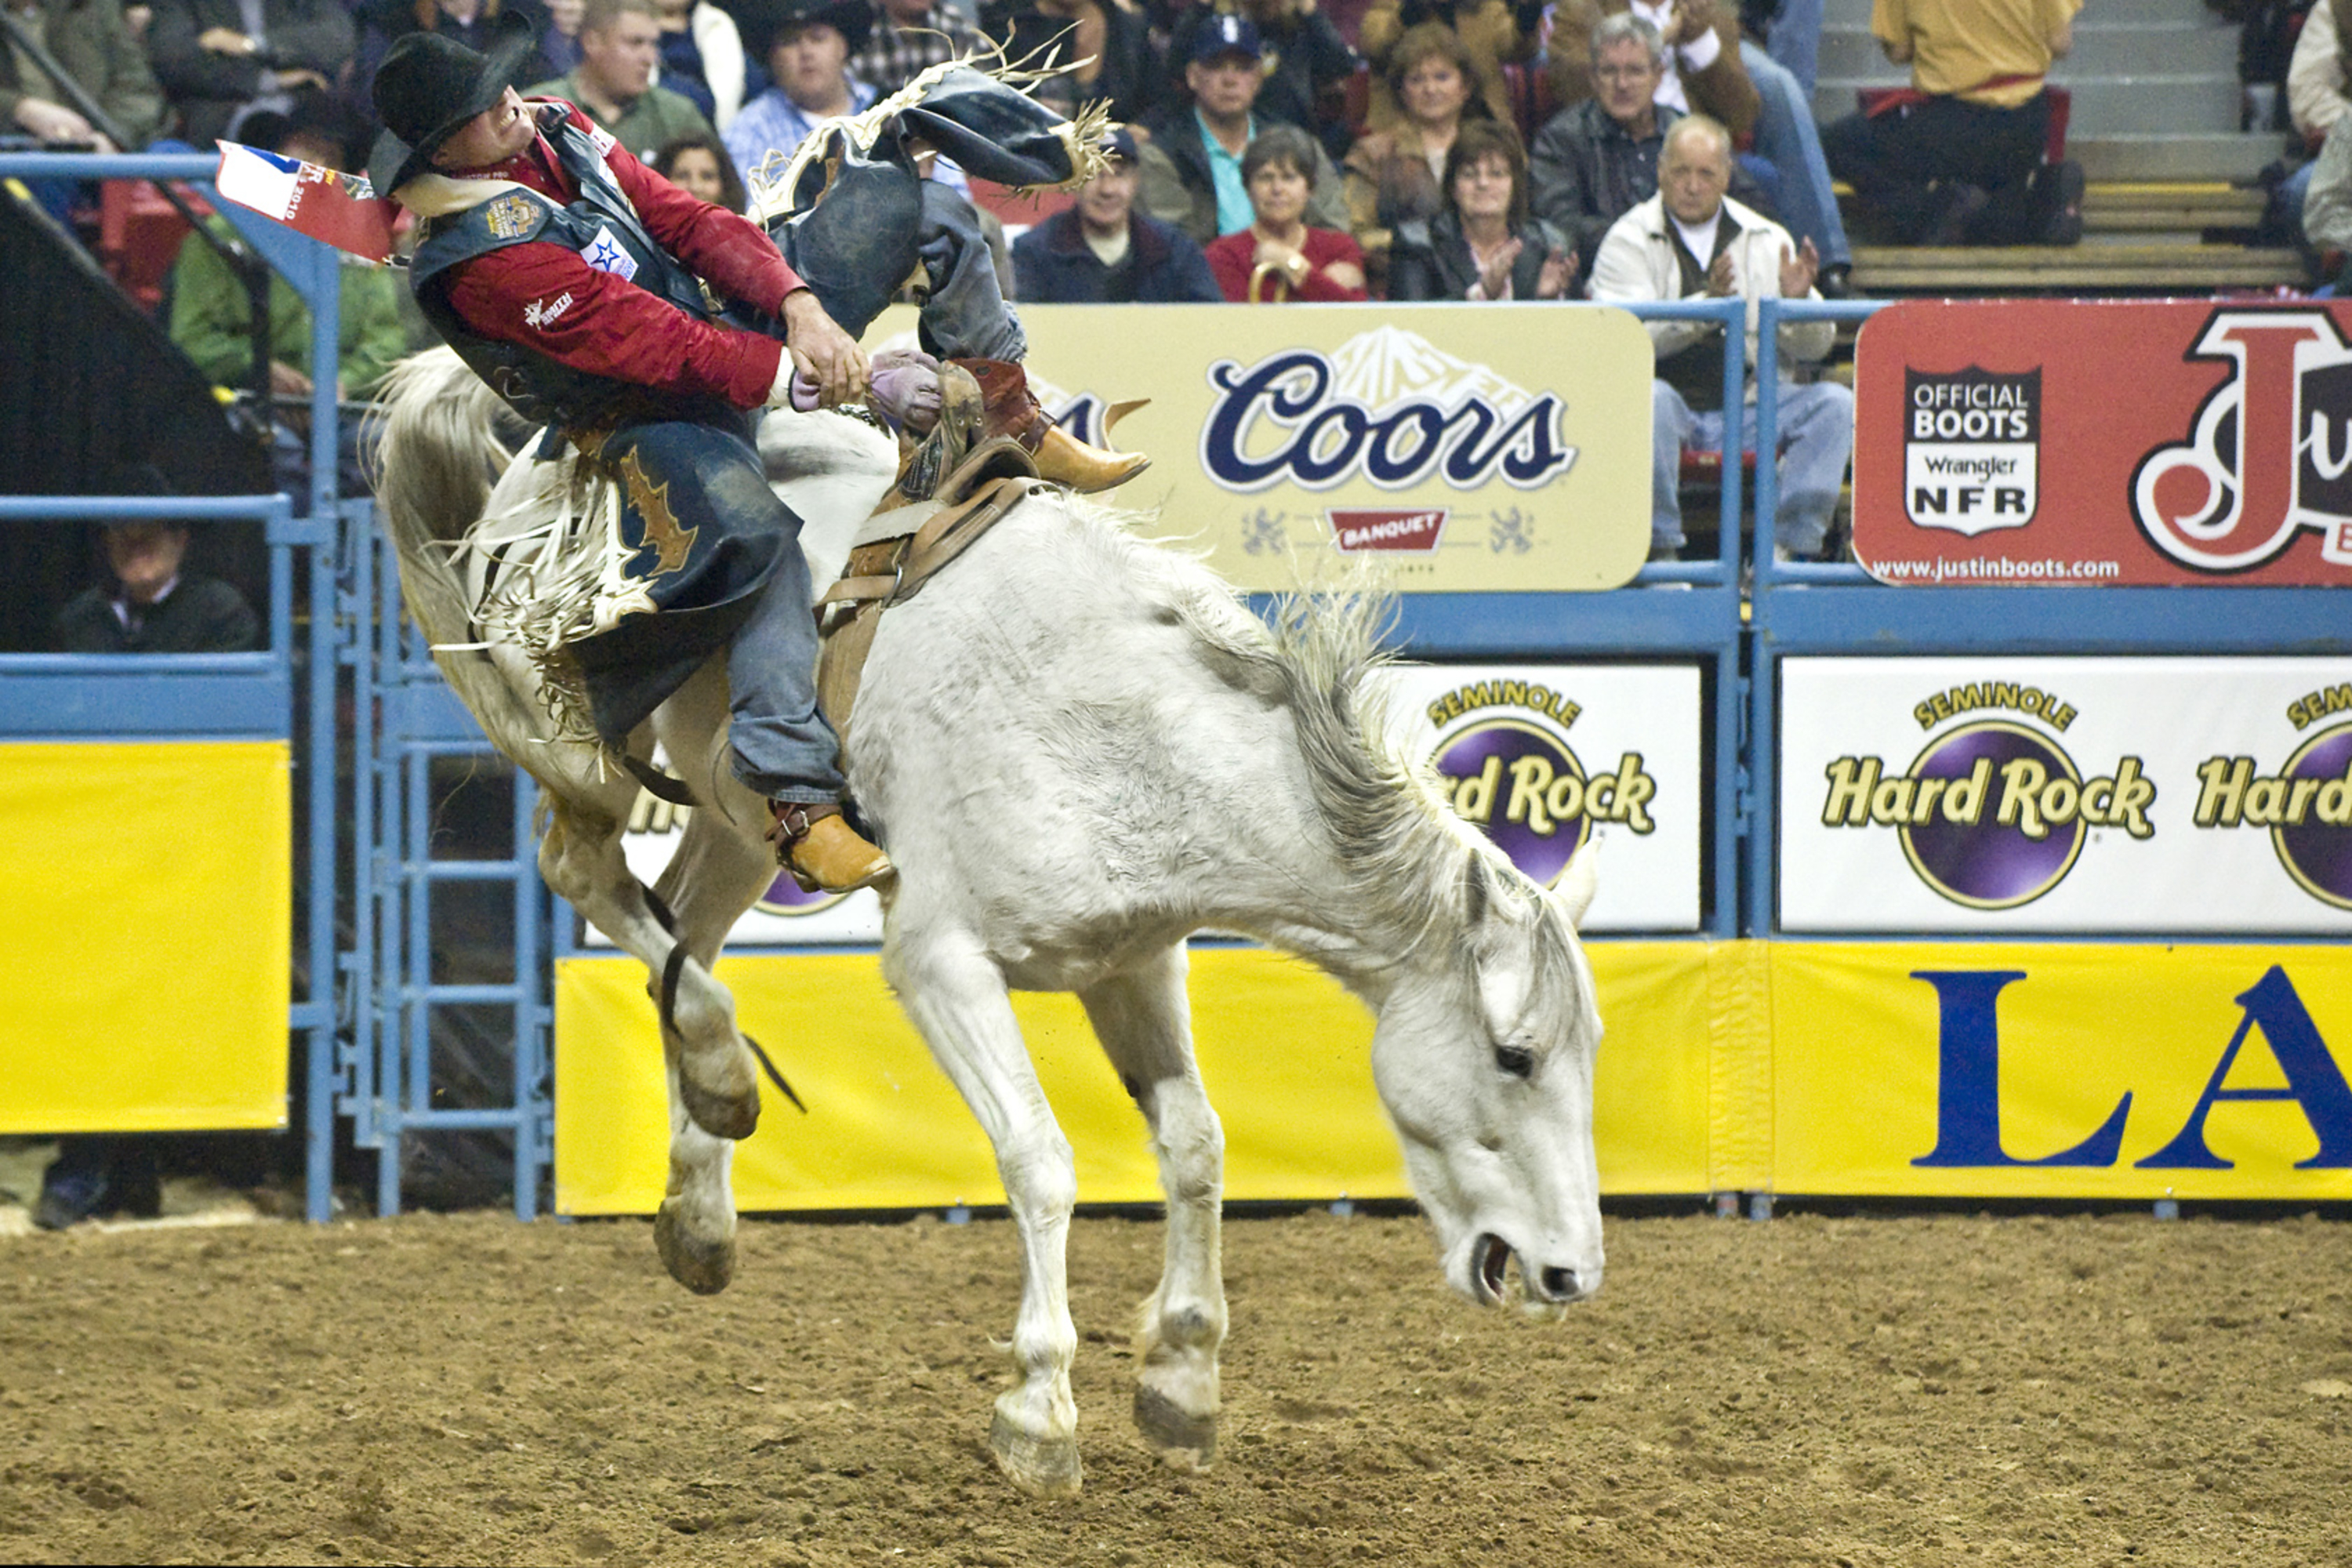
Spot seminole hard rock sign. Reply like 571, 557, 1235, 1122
876, 303, 1656, 593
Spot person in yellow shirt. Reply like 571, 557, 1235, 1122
1819, 0, 2083, 247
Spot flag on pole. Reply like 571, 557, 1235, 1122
213, 142, 398, 265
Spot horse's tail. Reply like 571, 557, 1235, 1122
367, 347, 559, 754
369, 347, 511, 642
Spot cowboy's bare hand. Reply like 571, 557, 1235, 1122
782, 288, 868, 407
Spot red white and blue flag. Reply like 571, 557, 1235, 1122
212, 142, 397, 265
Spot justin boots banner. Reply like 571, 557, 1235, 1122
1780, 656, 2352, 934
1853, 300, 2352, 586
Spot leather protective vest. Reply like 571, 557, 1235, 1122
410, 107, 739, 432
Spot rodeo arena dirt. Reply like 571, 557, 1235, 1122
0, 1187, 2347, 1566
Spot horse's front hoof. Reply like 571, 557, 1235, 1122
989, 1410, 1082, 1500
677, 1073, 760, 1142
1133, 1385, 1216, 1472
654, 1200, 735, 1294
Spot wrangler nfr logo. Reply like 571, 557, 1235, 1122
1904, 367, 2039, 535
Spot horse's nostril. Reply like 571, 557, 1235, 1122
1540, 1266, 1580, 1300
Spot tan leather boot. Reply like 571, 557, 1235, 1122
767, 803, 894, 894
954, 358, 1149, 493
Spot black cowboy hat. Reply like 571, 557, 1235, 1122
365, 15, 536, 197
742, 0, 873, 63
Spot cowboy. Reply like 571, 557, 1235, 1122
368, 27, 1142, 893
367, 25, 892, 891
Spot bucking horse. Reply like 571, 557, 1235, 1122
371, 345, 1606, 1497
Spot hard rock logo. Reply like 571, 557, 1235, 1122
1820, 681, 2155, 909
2131, 308, 2352, 572
2192, 679, 2352, 911
1904, 367, 2039, 535
1200, 325, 1575, 495
1426, 681, 1654, 888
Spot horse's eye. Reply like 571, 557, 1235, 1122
1494, 1044, 1536, 1080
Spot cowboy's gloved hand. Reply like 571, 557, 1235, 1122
781, 287, 869, 407
867, 349, 943, 436
766, 357, 822, 412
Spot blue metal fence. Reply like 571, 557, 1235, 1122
1746, 296, 2352, 935
347, 524, 551, 1220
1, 148, 350, 1219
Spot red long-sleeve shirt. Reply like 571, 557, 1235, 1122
435, 103, 800, 410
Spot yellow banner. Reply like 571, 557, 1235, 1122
866, 303, 1655, 593
1769, 943, 2352, 1199
0, 742, 290, 1132
553, 943, 1714, 1214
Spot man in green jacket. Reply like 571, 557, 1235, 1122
525, 0, 713, 165
1, 0, 165, 148
166, 103, 413, 404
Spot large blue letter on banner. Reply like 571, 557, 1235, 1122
1910, 970, 2134, 1167
2136, 967, 2352, 1170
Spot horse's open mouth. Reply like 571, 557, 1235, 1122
1472, 1232, 1512, 1305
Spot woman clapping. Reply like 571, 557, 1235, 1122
1388, 122, 1575, 301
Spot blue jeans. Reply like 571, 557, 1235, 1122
1764, 0, 1824, 100
586, 417, 845, 804
1651, 378, 1856, 556
1741, 40, 1852, 270
775, 175, 1024, 363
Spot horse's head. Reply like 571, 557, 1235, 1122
1371, 841, 1604, 1317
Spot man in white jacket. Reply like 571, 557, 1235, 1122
1588, 114, 1853, 561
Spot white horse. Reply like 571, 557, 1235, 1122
372, 348, 1607, 1498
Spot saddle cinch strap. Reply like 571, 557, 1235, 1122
814, 447, 1044, 736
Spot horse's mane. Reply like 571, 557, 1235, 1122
1049, 499, 1586, 1009
1255, 585, 1587, 1022
1046, 497, 1524, 975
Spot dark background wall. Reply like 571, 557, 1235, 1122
1, 187, 270, 652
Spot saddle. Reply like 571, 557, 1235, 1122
814, 396, 1044, 736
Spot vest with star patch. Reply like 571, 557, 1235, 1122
410, 106, 748, 433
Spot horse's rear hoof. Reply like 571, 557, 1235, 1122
1133, 1385, 1216, 1472
654, 1201, 735, 1295
678, 1074, 759, 1142
989, 1410, 1082, 1500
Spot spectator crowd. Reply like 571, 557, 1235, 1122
5, 0, 2132, 612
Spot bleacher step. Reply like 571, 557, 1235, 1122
1852, 242, 2307, 293
2071, 135, 2286, 183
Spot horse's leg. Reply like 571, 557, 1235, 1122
1077, 944, 1228, 1474
631, 662, 793, 1296
538, 783, 748, 1294
887, 923, 1083, 1499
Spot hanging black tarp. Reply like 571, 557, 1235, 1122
0, 185, 270, 652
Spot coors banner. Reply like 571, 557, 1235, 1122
871, 302, 1655, 593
